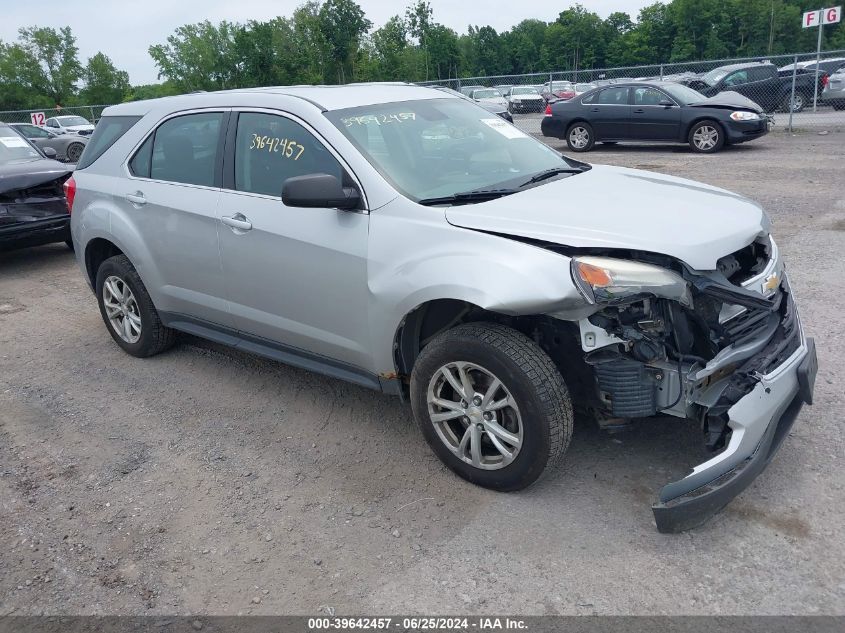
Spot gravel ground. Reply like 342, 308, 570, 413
1, 132, 843, 616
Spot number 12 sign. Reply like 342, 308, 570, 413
30, 112, 46, 126
803, 6, 842, 28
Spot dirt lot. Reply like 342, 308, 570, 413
1, 132, 844, 616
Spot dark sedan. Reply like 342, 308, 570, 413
541, 82, 770, 154
0, 123, 73, 252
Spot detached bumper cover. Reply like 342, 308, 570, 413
653, 335, 816, 533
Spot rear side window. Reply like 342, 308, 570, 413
76, 116, 141, 170
145, 112, 224, 187
596, 87, 629, 105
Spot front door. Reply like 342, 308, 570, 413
589, 86, 631, 139
630, 87, 682, 141
218, 111, 371, 371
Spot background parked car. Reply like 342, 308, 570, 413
45, 115, 95, 136
540, 81, 576, 104
678, 61, 825, 113
505, 86, 545, 113
459, 84, 485, 96
432, 86, 513, 122
9, 123, 88, 163
573, 83, 598, 96
470, 88, 508, 109
0, 122, 73, 251
541, 82, 769, 153
822, 66, 845, 109
779, 57, 845, 77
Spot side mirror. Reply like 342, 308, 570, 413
42, 147, 58, 158
658, 99, 675, 107
282, 173, 361, 210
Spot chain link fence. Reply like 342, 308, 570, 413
0, 104, 111, 126
420, 49, 845, 137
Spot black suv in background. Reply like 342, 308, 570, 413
679, 61, 826, 113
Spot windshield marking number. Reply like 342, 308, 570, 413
341, 113, 416, 127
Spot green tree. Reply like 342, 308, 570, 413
319, 0, 372, 82
149, 20, 240, 91
80, 52, 130, 103
17, 26, 82, 106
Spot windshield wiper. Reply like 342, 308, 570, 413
520, 166, 586, 187
418, 188, 519, 206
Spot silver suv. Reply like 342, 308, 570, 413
68, 84, 817, 532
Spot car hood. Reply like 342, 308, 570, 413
444, 164, 766, 270
689, 91, 764, 113
65, 124, 95, 132
478, 97, 507, 107
0, 159, 73, 194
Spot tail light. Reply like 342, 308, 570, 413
822, 73, 830, 87
63, 176, 76, 214
544, 104, 552, 116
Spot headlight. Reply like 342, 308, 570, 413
730, 111, 761, 121
571, 256, 691, 305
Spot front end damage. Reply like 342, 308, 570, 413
562, 236, 816, 532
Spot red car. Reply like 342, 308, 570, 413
540, 81, 577, 104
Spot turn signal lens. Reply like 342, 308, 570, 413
575, 261, 612, 287
544, 104, 552, 116
63, 176, 76, 214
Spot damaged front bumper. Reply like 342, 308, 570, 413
653, 311, 817, 533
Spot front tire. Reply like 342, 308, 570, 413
688, 120, 724, 153
95, 255, 176, 358
566, 122, 594, 152
410, 322, 573, 491
782, 92, 806, 113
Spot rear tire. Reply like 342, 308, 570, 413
410, 322, 573, 491
95, 255, 176, 358
566, 122, 594, 152
688, 120, 724, 153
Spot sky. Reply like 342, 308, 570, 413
0, 0, 655, 85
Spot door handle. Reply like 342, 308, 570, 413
633, 108, 645, 114
125, 192, 146, 206
590, 108, 600, 112
222, 213, 253, 232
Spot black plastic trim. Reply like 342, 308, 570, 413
159, 312, 382, 392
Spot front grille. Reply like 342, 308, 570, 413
717, 238, 770, 285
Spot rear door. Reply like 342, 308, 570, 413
123, 110, 232, 327
630, 86, 681, 140
588, 87, 631, 139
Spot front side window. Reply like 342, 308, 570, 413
234, 112, 343, 197
596, 87, 629, 105
633, 87, 668, 106
142, 112, 223, 186
19, 124, 51, 138
327, 98, 576, 202
724, 70, 748, 86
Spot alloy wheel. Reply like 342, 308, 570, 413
102, 275, 142, 344
569, 126, 590, 149
693, 125, 719, 151
426, 361, 523, 470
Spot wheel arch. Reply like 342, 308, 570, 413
683, 116, 726, 142
391, 298, 585, 399
84, 237, 125, 289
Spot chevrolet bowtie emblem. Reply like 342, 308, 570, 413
763, 273, 780, 292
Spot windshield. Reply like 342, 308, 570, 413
662, 83, 706, 104
701, 68, 729, 86
57, 116, 90, 126
511, 87, 539, 95
327, 98, 581, 202
0, 125, 41, 164
473, 89, 501, 99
